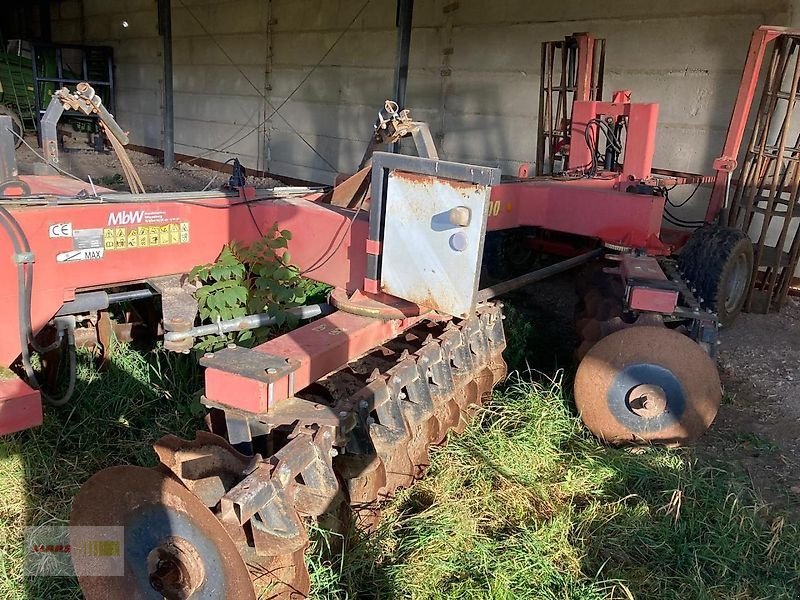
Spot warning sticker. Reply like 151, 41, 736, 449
101, 221, 190, 251
57, 248, 104, 263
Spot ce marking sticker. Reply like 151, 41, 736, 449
49, 223, 73, 238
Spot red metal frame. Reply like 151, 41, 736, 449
0, 181, 371, 434
0, 183, 367, 368
2, 25, 795, 435
706, 26, 787, 222
568, 92, 659, 184
205, 310, 424, 412
487, 89, 670, 254
488, 27, 800, 256
574, 33, 599, 102
488, 180, 669, 253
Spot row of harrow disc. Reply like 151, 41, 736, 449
71, 305, 507, 599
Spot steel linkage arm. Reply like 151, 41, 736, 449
41, 83, 143, 192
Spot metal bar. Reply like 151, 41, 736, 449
393, 0, 413, 108
535, 41, 548, 176
56, 289, 155, 315
752, 45, 800, 284
477, 248, 603, 301
40, 97, 65, 166
730, 39, 784, 230
106, 51, 115, 114
164, 303, 333, 343
31, 48, 41, 141
31, 77, 114, 86
707, 26, 784, 222
204, 309, 426, 411
158, 0, 175, 169
0, 116, 18, 182
595, 38, 606, 100
56, 47, 63, 82
574, 33, 594, 102
107, 289, 156, 304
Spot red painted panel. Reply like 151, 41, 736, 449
629, 287, 678, 314
204, 310, 423, 412
488, 180, 668, 252
621, 254, 678, 313
0, 377, 42, 435
0, 187, 368, 367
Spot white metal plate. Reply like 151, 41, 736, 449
380, 170, 490, 318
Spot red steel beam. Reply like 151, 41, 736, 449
488, 179, 670, 254
204, 310, 424, 412
706, 26, 787, 222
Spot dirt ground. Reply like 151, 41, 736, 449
15, 138, 279, 191
710, 298, 800, 516
15, 144, 799, 518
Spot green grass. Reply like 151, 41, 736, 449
0, 343, 205, 599
306, 374, 800, 599
0, 326, 798, 599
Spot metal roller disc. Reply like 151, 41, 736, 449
70, 465, 257, 600
574, 326, 721, 445
249, 549, 310, 600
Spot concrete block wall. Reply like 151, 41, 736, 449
49, 0, 790, 190
52, 0, 163, 150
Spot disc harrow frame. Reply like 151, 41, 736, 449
139, 305, 507, 596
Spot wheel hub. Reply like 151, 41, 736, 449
69, 465, 257, 600
147, 536, 205, 600
627, 383, 668, 418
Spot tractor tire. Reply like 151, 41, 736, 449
0, 106, 23, 148
678, 225, 753, 326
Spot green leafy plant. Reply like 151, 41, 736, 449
95, 173, 125, 187
189, 224, 330, 351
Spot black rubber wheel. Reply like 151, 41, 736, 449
678, 225, 753, 326
0, 106, 23, 148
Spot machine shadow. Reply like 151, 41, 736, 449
316, 295, 790, 599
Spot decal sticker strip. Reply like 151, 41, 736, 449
101, 222, 190, 251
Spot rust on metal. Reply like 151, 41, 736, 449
574, 326, 721, 445
70, 465, 257, 600
81, 305, 507, 598
329, 288, 432, 320
318, 166, 372, 209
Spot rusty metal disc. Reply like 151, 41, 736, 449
574, 326, 721, 445
247, 549, 310, 600
70, 465, 257, 600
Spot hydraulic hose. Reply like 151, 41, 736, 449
41, 321, 77, 407
0, 207, 39, 385
0, 206, 60, 352
164, 303, 333, 344
0, 206, 77, 404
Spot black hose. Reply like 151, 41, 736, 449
0, 207, 77, 404
0, 209, 40, 386
0, 207, 60, 353
41, 324, 77, 407
663, 212, 702, 229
